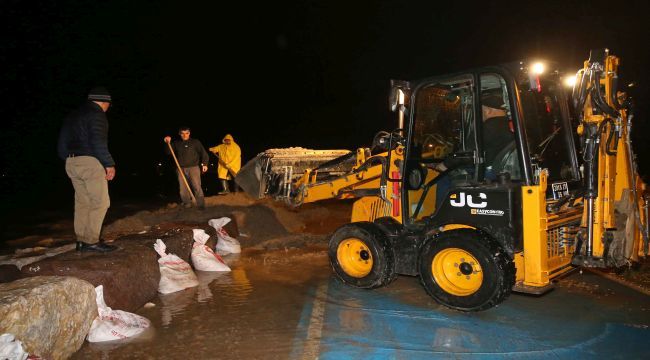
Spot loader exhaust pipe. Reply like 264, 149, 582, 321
390, 80, 410, 133
397, 89, 405, 131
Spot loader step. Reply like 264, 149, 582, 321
512, 282, 554, 295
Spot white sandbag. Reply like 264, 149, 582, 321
208, 218, 242, 255
154, 239, 199, 294
87, 286, 151, 343
191, 229, 231, 272
0, 333, 28, 360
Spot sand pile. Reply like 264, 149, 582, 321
102, 193, 351, 250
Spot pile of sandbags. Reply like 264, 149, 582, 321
85, 216, 245, 345
153, 217, 242, 295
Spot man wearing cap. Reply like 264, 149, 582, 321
57, 86, 117, 252
432, 90, 515, 207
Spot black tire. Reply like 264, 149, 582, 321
329, 222, 396, 289
418, 229, 515, 311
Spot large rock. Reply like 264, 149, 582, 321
21, 231, 193, 312
0, 276, 96, 360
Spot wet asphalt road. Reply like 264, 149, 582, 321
72, 250, 650, 359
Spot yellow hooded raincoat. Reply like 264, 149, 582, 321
209, 134, 241, 180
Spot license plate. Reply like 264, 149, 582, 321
551, 182, 569, 200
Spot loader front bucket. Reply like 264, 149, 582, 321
235, 155, 266, 199
235, 148, 353, 200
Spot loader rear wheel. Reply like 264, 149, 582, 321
329, 223, 396, 289
419, 229, 515, 311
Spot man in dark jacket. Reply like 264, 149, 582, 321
481, 92, 515, 177
57, 86, 116, 252
164, 127, 209, 209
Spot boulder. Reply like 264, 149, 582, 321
20, 231, 193, 312
0, 276, 96, 360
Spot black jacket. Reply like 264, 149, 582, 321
166, 138, 209, 168
57, 101, 115, 167
483, 116, 513, 165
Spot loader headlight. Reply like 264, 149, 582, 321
563, 75, 577, 87
531, 62, 545, 75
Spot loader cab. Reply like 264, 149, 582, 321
399, 62, 580, 226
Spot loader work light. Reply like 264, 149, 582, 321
563, 75, 577, 87
531, 62, 545, 75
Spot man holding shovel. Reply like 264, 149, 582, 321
164, 127, 209, 209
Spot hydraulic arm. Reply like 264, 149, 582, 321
572, 49, 649, 266
236, 136, 406, 223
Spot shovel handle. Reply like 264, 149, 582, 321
217, 157, 238, 178
166, 141, 197, 204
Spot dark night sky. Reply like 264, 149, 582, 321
1, 0, 649, 215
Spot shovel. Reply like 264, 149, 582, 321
216, 157, 238, 179
166, 140, 197, 205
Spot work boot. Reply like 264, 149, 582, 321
76, 241, 117, 253
218, 179, 230, 195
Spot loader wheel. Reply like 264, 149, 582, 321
419, 229, 515, 311
329, 223, 396, 289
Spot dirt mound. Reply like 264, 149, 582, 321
3, 193, 351, 259
102, 193, 351, 247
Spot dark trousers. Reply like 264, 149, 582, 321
177, 166, 205, 207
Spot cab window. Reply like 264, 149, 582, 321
479, 73, 521, 180
406, 75, 476, 221
517, 73, 578, 181
411, 76, 475, 160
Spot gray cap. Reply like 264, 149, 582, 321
88, 86, 112, 103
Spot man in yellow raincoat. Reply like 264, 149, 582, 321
209, 134, 241, 194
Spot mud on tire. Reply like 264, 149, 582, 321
419, 229, 515, 311
329, 222, 396, 289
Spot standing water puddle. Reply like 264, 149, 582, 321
72, 247, 650, 359
72, 249, 331, 359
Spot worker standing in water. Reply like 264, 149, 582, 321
210, 134, 241, 195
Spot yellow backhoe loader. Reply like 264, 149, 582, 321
237, 49, 648, 311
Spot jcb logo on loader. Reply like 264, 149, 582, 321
449, 192, 487, 208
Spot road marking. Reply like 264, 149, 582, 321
301, 282, 329, 360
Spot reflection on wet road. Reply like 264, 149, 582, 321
299, 274, 649, 359
73, 250, 650, 359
